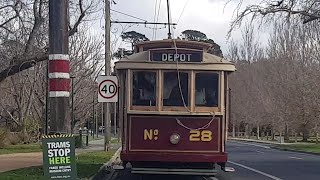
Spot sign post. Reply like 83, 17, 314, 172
42, 135, 77, 179
98, 76, 118, 103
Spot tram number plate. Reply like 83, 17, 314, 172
189, 130, 213, 142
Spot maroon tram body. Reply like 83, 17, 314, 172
115, 39, 235, 175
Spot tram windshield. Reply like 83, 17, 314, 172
132, 71, 156, 106
163, 72, 189, 106
195, 73, 219, 107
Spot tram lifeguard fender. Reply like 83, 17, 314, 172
121, 152, 228, 163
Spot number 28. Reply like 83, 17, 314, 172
189, 130, 212, 142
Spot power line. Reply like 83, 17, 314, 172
111, 9, 147, 22
177, 0, 190, 24
152, 0, 158, 39
111, 21, 177, 25
155, 0, 162, 39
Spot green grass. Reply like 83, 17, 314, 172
0, 151, 114, 180
0, 143, 42, 155
276, 143, 320, 154
110, 138, 119, 144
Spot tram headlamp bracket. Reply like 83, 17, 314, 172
170, 134, 181, 145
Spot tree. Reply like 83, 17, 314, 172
0, 0, 102, 83
121, 31, 149, 50
112, 48, 133, 59
229, 0, 320, 35
180, 29, 224, 57
181, 30, 207, 41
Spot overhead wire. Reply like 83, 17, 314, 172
154, 0, 162, 39
110, 9, 147, 22
168, 0, 216, 130
177, 0, 190, 24
152, 0, 158, 40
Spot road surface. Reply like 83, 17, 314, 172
109, 141, 320, 180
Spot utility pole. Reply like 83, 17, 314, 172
166, 0, 172, 39
104, 0, 112, 151
48, 0, 70, 134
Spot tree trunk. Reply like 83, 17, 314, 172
294, 133, 298, 143
284, 123, 289, 141
316, 133, 319, 144
245, 124, 249, 138
302, 125, 309, 142
257, 124, 260, 140
271, 127, 275, 140
232, 122, 235, 137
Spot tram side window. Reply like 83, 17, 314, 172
163, 72, 189, 106
195, 73, 219, 107
132, 71, 156, 106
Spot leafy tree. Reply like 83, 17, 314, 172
181, 30, 207, 41
112, 48, 133, 59
121, 31, 149, 50
180, 30, 223, 57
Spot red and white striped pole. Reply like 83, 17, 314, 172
48, 0, 70, 134
49, 54, 70, 97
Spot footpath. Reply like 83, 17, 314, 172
228, 137, 312, 145
0, 138, 120, 173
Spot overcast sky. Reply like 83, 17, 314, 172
90, 0, 262, 56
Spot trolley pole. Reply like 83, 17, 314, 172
48, 0, 70, 134
104, 0, 112, 151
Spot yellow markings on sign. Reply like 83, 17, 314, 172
189, 130, 213, 142
144, 129, 159, 140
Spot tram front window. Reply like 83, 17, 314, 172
195, 73, 219, 107
163, 72, 189, 106
132, 71, 156, 106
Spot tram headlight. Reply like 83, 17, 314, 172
170, 134, 180, 145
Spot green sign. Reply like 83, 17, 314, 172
42, 135, 77, 179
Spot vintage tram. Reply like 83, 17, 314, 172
114, 39, 235, 175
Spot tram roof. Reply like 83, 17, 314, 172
134, 39, 212, 51
115, 39, 236, 72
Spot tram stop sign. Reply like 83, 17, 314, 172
98, 75, 118, 102
42, 135, 77, 179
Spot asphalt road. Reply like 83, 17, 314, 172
108, 141, 320, 180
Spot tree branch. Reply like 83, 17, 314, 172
0, 54, 48, 83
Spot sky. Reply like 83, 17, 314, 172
87, 0, 267, 67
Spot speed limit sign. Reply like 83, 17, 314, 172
97, 76, 118, 102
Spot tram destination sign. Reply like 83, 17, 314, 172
149, 49, 203, 62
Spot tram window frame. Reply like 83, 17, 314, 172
130, 70, 158, 111
194, 71, 220, 112
162, 71, 191, 111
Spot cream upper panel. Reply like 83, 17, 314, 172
115, 51, 236, 72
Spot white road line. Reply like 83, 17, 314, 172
288, 156, 303, 160
203, 177, 218, 180
228, 161, 283, 180
256, 150, 265, 154
231, 141, 271, 149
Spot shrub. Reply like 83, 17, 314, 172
0, 128, 8, 148
74, 135, 82, 148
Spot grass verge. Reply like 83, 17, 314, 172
0, 151, 114, 180
0, 143, 42, 155
275, 143, 320, 154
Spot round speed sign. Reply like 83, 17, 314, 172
98, 79, 118, 99
97, 76, 118, 102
